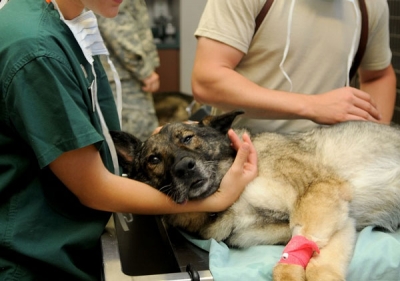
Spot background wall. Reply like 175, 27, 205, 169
179, 0, 207, 95
145, 0, 206, 95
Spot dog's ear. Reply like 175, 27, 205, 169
110, 131, 142, 171
199, 110, 244, 134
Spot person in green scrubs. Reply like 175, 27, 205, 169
0, 0, 258, 280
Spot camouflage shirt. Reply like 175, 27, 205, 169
98, 0, 160, 83
97, 0, 160, 140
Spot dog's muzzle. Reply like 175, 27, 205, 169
173, 157, 196, 179
172, 156, 210, 201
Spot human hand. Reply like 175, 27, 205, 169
141, 71, 160, 93
152, 121, 198, 135
307, 87, 381, 124
152, 126, 162, 134
205, 129, 258, 212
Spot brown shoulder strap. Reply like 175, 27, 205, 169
254, 0, 274, 35
349, 0, 368, 80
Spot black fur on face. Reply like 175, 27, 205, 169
110, 110, 244, 203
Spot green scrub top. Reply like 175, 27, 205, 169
0, 0, 121, 280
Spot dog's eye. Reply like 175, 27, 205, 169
148, 155, 161, 165
182, 135, 193, 144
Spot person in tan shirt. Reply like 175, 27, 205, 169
192, 0, 396, 133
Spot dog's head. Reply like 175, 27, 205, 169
111, 110, 244, 204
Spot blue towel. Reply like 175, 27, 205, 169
184, 226, 400, 281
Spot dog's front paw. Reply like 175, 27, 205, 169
273, 263, 305, 281
306, 262, 345, 281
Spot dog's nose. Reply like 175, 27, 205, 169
174, 157, 196, 178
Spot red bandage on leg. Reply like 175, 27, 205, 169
278, 235, 320, 268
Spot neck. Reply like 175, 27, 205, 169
53, 0, 84, 20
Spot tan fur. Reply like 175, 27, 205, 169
153, 91, 201, 125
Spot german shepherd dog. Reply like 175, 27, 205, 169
111, 111, 400, 281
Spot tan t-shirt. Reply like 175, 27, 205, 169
195, 0, 392, 133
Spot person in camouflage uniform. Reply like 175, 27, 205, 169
98, 0, 160, 141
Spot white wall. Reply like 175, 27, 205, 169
179, 0, 207, 95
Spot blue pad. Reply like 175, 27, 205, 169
184, 226, 400, 281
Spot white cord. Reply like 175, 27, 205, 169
107, 57, 123, 126
279, 0, 296, 92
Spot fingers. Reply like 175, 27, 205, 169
352, 89, 381, 121
238, 133, 258, 173
227, 129, 242, 151
141, 72, 160, 93
152, 126, 162, 134
228, 129, 258, 173
353, 88, 377, 107
314, 87, 383, 125
142, 80, 159, 92
232, 141, 250, 167
242, 133, 257, 168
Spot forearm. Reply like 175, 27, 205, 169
359, 65, 396, 124
192, 65, 309, 120
192, 64, 382, 124
50, 145, 219, 215
81, 172, 218, 215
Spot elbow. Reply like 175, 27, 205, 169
191, 71, 217, 105
77, 194, 103, 211
191, 76, 207, 104
74, 186, 112, 212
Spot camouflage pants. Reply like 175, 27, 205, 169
110, 79, 159, 141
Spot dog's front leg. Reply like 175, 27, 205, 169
305, 218, 356, 281
273, 262, 306, 281
273, 178, 354, 281
272, 235, 317, 281
273, 220, 355, 281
